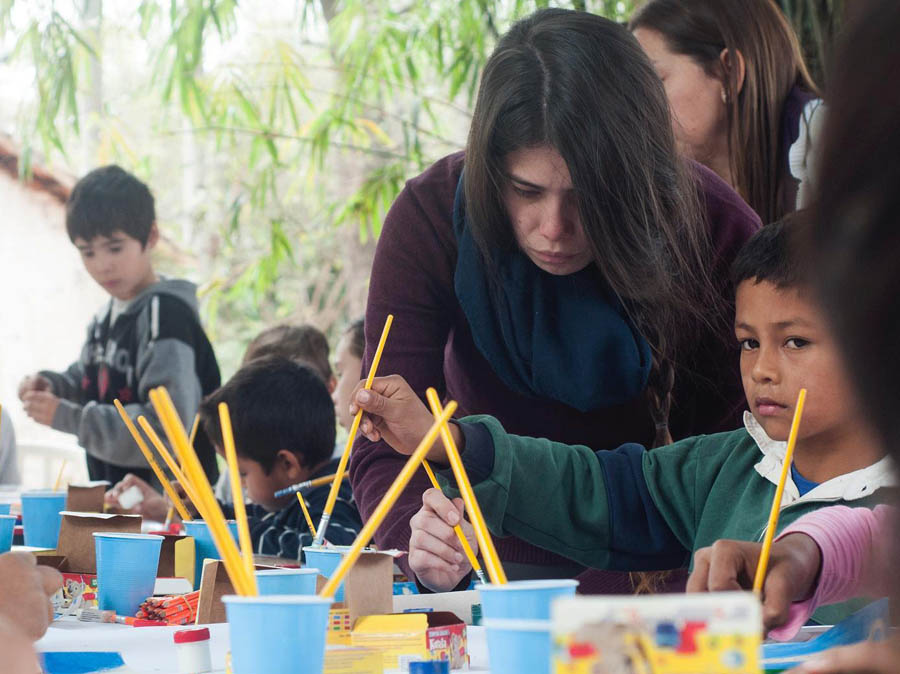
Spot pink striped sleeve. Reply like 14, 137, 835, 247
768, 505, 894, 641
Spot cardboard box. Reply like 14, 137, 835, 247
324, 646, 383, 674
196, 551, 395, 633
33, 512, 141, 574
351, 612, 468, 671
147, 531, 194, 582
65, 481, 110, 513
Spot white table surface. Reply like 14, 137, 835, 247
37, 617, 491, 673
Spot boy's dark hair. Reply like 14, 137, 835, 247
66, 165, 156, 246
199, 357, 336, 473
344, 318, 365, 360
242, 324, 332, 383
731, 212, 811, 290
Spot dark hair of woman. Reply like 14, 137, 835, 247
811, 0, 900, 459
629, 0, 818, 224
464, 8, 717, 447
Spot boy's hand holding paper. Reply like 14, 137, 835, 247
351, 374, 463, 463
21, 389, 61, 426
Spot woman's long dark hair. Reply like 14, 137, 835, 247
464, 8, 717, 447
810, 0, 900, 608
629, 0, 818, 224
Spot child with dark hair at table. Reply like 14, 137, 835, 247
351, 213, 893, 627
109, 358, 362, 560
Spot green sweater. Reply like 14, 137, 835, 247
440, 414, 895, 624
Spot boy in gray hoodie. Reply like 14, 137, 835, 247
19, 165, 220, 485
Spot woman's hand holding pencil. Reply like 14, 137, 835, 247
350, 374, 464, 463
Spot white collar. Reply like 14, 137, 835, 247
743, 411, 896, 505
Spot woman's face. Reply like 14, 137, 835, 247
633, 27, 727, 166
502, 145, 592, 276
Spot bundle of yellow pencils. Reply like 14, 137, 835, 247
149, 387, 258, 596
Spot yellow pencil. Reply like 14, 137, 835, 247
320, 400, 457, 598
137, 416, 200, 516
314, 314, 393, 546
426, 388, 507, 584
113, 400, 191, 521
422, 460, 487, 585
189, 414, 200, 447
53, 459, 68, 492
753, 388, 807, 594
150, 388, 254, 596
219, 402, 258, 594
296, 493, 317, 539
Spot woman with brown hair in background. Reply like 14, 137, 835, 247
630, 0, 823, 224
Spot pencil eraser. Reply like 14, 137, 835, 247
117, 485, 144, 510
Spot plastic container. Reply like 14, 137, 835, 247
302, 545, 360, 601
0, 504, 11, 515
20, 490, 67, 548
174, 626, 212, 673
93, 532, 164, 617
223, 594, 332, 674
182, 520, 239, 590
409, 661, 450, 674
0, 515, 15, 553
478, 579, 578, 674
254, 568, 320, 596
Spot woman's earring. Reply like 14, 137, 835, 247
721, 88, 728, 104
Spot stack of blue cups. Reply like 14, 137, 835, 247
479, 579, 578, 674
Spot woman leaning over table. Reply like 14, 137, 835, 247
348, 8, 761, 593
631, 0, 824, 223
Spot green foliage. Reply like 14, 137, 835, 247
0, 0, 835, 371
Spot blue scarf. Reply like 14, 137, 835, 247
452, 174, 651, 412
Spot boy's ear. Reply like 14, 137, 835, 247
327, 375, 337, 394
145, 222, 160, 250
276, 449, 305, 480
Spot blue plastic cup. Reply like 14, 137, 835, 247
0, 504, 11, 515
223, 595, 332, 674
0, 515, 16, 553
20, 491, 67, 548
479, 579, 578, 674
255, 568, 320, 596
182, 520, 239, 589
94, 532, 163, 617
302, 546, 356, 602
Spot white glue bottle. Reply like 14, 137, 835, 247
173, 626, 213, 673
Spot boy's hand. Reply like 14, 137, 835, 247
104, 474, 169, 521
350, 375, 461, 463
687, 535, 822, 631
17, 374, 50, 400
0, 552, 64, 640
787, 636, 900, 673
409, 488, 478, 592
22, 391, 60, 427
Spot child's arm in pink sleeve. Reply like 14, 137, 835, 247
768, 505, 894, 641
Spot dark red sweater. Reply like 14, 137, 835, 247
350, 152, 761, 583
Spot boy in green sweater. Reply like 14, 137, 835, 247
350, 214, 894, 624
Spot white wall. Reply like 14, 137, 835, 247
0, 175, 104, 486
